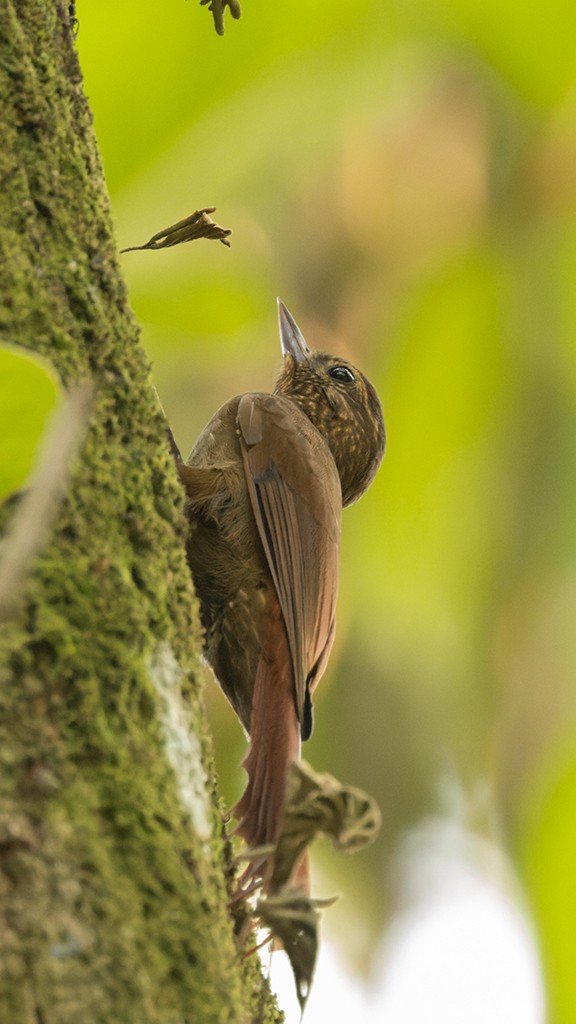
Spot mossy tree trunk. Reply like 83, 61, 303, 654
0, 3, 279, 1021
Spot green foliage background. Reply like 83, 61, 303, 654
68, 1, 576, 1017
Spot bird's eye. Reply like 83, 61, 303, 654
328, 365, 355, 383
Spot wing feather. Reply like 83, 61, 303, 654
237, 393, 341, 733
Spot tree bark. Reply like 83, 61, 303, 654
0, 3, 279, 1021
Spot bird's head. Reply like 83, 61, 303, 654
274, 299, 385, 506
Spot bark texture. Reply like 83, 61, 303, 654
0, 3, 280, 1021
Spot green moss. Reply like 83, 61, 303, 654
0, 2, 282, 1021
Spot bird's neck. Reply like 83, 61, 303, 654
284, 391, 379, 507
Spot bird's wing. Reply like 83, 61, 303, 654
237, 393, 341, 738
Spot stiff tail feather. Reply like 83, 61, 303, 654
232, 637, 307, 896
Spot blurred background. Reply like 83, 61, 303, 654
78, 2, 576, 1019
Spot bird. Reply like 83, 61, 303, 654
173, 299, 385, 896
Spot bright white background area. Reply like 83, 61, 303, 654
266, 814, 546, 1023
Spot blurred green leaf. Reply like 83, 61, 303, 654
521, 740, 576, 1024
0, 346, 60, 501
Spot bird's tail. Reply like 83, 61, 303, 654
232, 638, 307, 896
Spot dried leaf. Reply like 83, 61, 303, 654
255, 890, 338, 1014
199, 0, 241, 36
237, 763, 379, 1010
270, 760, 381, 891
120, 207, 231, 253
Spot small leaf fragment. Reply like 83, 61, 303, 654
200, 0, 241, 36
255, 890, 338, 1013
121, 207, 231, 253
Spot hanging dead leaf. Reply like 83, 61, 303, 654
200, 0, 241, 36
255, 890, 338, 1014
120, 207, 231, 253
269, 760, 381, 891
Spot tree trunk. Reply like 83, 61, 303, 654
0, 3, 279, 1021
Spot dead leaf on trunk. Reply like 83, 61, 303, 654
269, 760, 382, 892
255, 890, 338, 1014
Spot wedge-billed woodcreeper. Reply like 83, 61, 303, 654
175, 300, 385, 893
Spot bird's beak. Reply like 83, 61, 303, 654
277, 298, 311, 363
